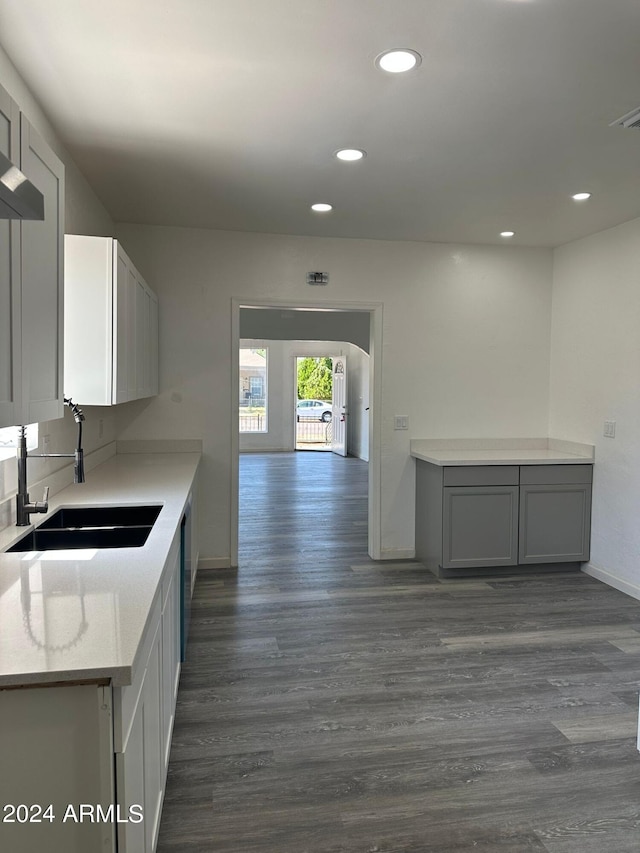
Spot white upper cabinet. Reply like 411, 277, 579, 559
0, 81, 65, 429
20, 116, 65, 424
0, 85, 20, 428
64, 235, 159, 406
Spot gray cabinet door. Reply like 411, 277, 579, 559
519, 483, 591, 564
443, 486, 519, 569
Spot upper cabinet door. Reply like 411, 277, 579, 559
20, 115, 65, 424
135, 274, 147, 399
136, 279, 154, 399
64, 236, 159, 406
126, 264, 138, 402
0, 85, 21, 428
113, 242, 131, 404
149, 292, 159, 397
64, 234, 114, 405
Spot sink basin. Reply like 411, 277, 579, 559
38, 505, 162, 530
7, 525, 154, 552
5, 504, 162, 552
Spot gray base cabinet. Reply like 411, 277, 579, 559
444, 486, 519, 568
519, 465, 592, 563
416, 462, 592, 574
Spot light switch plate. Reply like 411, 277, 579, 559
604, 420, 616, 438
394, 416, 409, 430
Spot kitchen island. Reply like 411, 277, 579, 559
0, 449, 200, 853
411, 438, 594, 577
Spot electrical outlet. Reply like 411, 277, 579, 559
604, 420, 616, 438
98, 418, 104, 439
394, 416, 409, 430
42, 434, 50, 450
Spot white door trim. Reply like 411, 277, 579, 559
230, 297, 383, 566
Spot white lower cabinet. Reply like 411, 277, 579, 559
115, 693, 146, 853
0, 684, 115, 853
0, 530, 182, 853
115, 614, 163, 853
161, 554, 181, 767
114, 533, 181, 853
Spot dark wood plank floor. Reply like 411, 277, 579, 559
157, 452, 640, 853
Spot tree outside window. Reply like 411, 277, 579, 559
297, 357, 332, 400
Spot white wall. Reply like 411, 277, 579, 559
115, 224, 553, 563
240, 308, 370, 352
550, 216, 640, 598
0, 48, 117, 531
239, 339, 369, 457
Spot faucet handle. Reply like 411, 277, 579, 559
33, 486, 49, 513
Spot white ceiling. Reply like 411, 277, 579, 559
1, 0, 640, 247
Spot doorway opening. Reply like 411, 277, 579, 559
231, 299, 383, 565
295, 356, 333, 451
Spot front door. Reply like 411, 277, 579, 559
331, 357, 347, 457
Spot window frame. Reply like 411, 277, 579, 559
239, 347, 268, 434
0, 423, 39, 461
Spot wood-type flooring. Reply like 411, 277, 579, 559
157, 452, 640, 853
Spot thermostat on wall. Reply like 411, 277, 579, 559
307, 271, 329, 285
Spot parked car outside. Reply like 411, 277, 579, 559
296, 399, 332, 422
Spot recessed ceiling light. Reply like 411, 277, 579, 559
335, 148, 366, 162
311, 203, 333, 213
571, 192, 592, 201
500, 231, 515, 238
375, 49, 422, 74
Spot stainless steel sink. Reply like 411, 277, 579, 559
6, 504, 162, 552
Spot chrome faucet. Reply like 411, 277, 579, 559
16, 398, 86, 526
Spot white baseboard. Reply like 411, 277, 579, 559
239, 447, 290, 453
198, 557, 232, 570
378, 548, 416, 561
582, 561, 640, 602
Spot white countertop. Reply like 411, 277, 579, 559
410, 438, 595, 466
0, 452, 200, 689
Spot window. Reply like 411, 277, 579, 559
239, 347, 268, 433
0, 423, 38, 462
249, 376, 264, 399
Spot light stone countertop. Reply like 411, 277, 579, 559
410, 438, 595, 466
0, 452, 200, 688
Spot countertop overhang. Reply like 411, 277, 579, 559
0, 451, 200, 689
410, 438, 595, 466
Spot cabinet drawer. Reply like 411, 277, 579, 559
520, 464, 592, 485
443, 466, 519, 487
